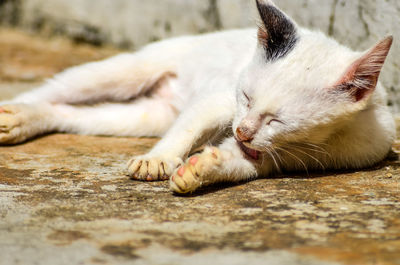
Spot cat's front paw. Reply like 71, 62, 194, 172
127, 156, 183, 181
170, 147, 222, 193
0, 104, 46, 144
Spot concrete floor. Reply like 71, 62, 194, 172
1, 29, 400, 265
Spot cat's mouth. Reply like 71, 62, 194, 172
237, 141, 261, 161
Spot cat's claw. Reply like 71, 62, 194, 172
170, 147, 222, 193
127, 156, 183, 181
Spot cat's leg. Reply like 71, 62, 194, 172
6, 53, 175, 105
0, 51, 177, 144
0, 103, 57, 144
53, 98, 177, 137
169, 137, 270, 193
128, 94, 235, 181
0, 98, 177, 145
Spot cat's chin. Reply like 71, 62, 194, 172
237, 141, 261, 161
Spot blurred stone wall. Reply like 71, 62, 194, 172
0, 0, 399, 110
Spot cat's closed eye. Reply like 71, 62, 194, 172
243, 91, 251, 108
266, 117, 284, 126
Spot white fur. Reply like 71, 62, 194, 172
0, 2, 395, 193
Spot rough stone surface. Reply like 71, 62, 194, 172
1, 29, 400, 265
0, 28, 118, 82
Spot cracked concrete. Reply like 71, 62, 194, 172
1, 28, 400, 265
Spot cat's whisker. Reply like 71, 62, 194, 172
306, 142, 330, 148
295, 146, 326, 156
260, 152, 266, 167
266, 147, 281, 173
271, 147, 285, 165
284, 142, 332, 159
286, 144, 326, 171
302, 142, 330, 152
275, 141, 316, 154
272, 148, 285, 173
275, 146, 309, 174
290, 142, 332, 158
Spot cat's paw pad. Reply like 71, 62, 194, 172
170, 147, 222, 193
127, 156, 183, 181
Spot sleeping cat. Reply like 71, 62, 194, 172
0, 0, 395, 194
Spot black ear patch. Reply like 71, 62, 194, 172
256, 1, 298, 61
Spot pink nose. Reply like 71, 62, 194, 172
236, 127, 254, 142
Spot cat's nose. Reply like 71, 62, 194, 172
236, 127, 254, 142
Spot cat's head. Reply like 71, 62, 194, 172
233, 0, 393, 160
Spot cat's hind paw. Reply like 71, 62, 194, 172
0, 104, 47, 145
170, 147, 222, 194
127, 156, 183, 181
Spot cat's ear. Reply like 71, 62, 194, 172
256, 0, 298, 61
334, 36, 393, 102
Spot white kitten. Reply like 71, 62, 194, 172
0, 0, 395, 194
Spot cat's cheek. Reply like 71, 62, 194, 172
258, 128, 275, 142
251, 131, 274, 150
264, 122, 290, 140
